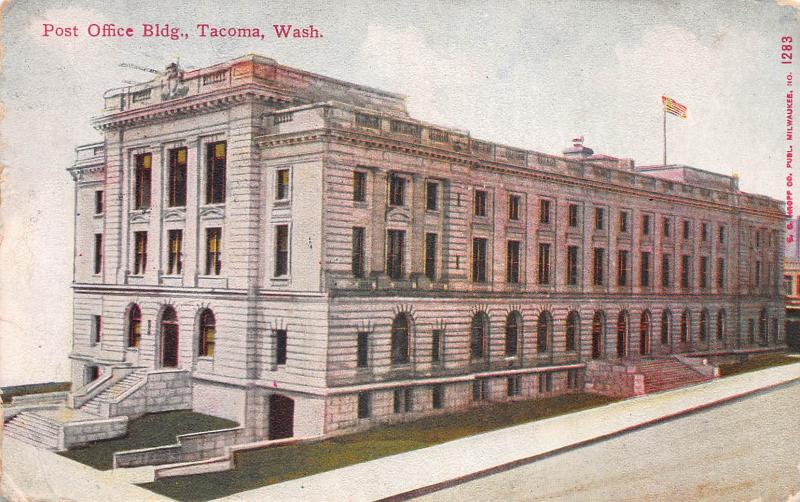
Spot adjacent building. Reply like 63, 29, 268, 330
68, 54, 786, 439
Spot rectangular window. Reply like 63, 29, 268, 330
619, 211, 629, 233
566, 245, 579, 286
353, 171, 367, 202
539, 373, 554, 393
357, 332, 369, 368
472, 380, 485, 402
755, 261, 762, 286
681, 254, 691, 288
507, 376, 520, 397
167, 229, 183, 275
92, 315, 102, 345
506, 240, 520, 284
404, 388, 414, 412
472, 237, 487, 282
206, 141, 226, 204
357, 392, 370, 419
682, 220, 691, 239
568, 204, 579, 227
426, 181, 438, 211
700, 256, 709, 288
567, 369, 579, 389
718, 225, 726, 244
271, 330, 287, 367
205, 228, 222, 276
540, 199, 551, 224
538, 243, 551, 285
756, 230, 761, 248
274, 225, 289, 277
508, 194, 520, 221
133, 231, 147, 275
168, 147, 187, 207
701, 223, 709, 242
275, 168, 290, 201
393, 389, 403, 413
134, 152, 152, 209
617, 250, 629, 286
389, 174, 405, 206
425, 233, 437, 280
386, 230, 405, 279
95, 190, 104, 214
474, 190, 487, 217
93, 233, 103, 274
352, 227, 365, 278
432, 329, 442, 363
642, 215, 651, 236
641, 251, 651, 287
593, 248, 605, 286
432, 385, 444, 409
662, 254, 671, 288
663, 218, 671, 238
595, 207, 605, 230
717, 258, 726, 288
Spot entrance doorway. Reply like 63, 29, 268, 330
161, 306, 179, 368
268, 394, 294, 439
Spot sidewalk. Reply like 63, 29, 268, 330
1, 434, 169, 502
212, 362, 800, 502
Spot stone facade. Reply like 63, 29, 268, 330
68, 54, 786, 440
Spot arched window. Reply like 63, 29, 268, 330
505, 312, 521, 357
536, 312, 551, 353
566, 311, 579, 352
127, 304, 142, 348
699, 309, 709, 342
591, 311, 604, 359
680, 310, 690, 343
617, 311, 629, 357
639, 310, 651, 355
660, 310, 671, 345
391, 313, 411, 364
199, 309, 216, 357
716, 309, 726, 341
758, 309, 768, 343
471, 312, 488, 359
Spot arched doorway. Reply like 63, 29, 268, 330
639, 311, 651, 356
617, 311, 629, 358
268, 394, 294, 439
161, 306, 179, 368
591, 312, 604, 359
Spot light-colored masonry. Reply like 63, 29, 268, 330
68, 54, 786, 438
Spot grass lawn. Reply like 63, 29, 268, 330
718, 353, 799, 377
58, 410, 238, 470
142, 393, 615, 502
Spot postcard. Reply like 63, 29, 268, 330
1, 1, 798, 501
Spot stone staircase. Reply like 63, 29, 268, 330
4, 411, 61, 450
637, 358, 712, 393
79, 369, 148, 416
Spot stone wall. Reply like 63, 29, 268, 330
113, 426, 247, 468
61, 416, 128, 449
109, 369, 192, 417
584, 360, 644, 398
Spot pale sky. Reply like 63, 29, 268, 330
1, 0, 797, 386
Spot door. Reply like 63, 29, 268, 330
268, 394, 295, 440
162, 324, 179, 367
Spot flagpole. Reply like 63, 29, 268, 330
662, 99, 667, 166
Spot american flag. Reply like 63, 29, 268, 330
662, 96, 688, 119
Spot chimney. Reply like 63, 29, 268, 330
562, 135, 594, 160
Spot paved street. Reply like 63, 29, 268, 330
414, 380, 800, 502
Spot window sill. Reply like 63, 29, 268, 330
197, 356, 213, 361
274, 198, 291, 206
270, 276, 290, 286
93, 213, 104, 218
126, 347, 139, 352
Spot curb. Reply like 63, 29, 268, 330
379, 375, 800, 502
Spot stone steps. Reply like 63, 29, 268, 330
637, 359, 711, 393
3, 412, 61, 450
79, 369, 148, 416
